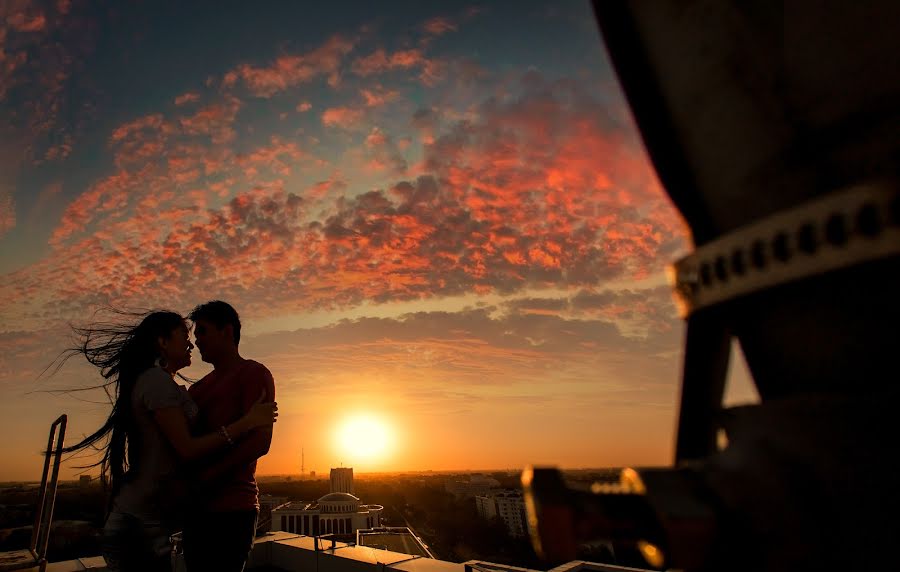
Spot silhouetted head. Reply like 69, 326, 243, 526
189, 300, 241, 365
153, 315, 194, 373
124, 311, 193, 376
74, 310, 191, 383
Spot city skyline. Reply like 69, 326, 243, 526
0, 1, 758, 481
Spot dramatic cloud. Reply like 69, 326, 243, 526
223, 35, 355, 97
322, 106, 366, 129
351, 47, 443, 85
3, 70, 684, 329
360, 85, 400, 107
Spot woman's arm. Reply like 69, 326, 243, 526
152, 392, 277, 461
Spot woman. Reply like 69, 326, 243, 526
58, 310, 277, 571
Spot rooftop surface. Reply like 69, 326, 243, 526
4, 532, 651, 572
357, 532, 432, 558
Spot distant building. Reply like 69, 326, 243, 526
445, 473, 500, 499
357, 526, 434, 558
78, 475, 91, 489
257, 494, 290, 533
475, 495, 497, 519
310, 470, 316, 477
475, 490, 527, 537
271, 493, 383, 537
330, 467, 354, 494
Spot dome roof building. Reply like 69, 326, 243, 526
271, 468, 383, 538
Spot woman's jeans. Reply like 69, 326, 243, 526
102, 511, 173, 572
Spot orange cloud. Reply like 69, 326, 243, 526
360, 85, 400, 107
8, 71, 685, 332
223, 35, 354, 97
236, 136, 304, 177
177, 96, 241, 144
422, 17, 457, 38
174, 92, 201, 106
306, 177, 347, 200
351, 48, 425, 76
322, 106, 365, 129
7, 11, 45, 33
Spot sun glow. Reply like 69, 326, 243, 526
334, 414, 394, 465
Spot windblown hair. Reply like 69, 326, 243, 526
55, 309, 186, 500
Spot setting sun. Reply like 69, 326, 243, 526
334, 414, 395, 466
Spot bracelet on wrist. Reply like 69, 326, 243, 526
219, 425, 234, 446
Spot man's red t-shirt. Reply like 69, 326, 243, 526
189, 359, 275, 512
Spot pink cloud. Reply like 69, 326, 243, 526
223, 35, 354, 97
174, 92, 201, 106
9, 72, 685, 332
7, 12, 46, 33
110, 114, 167, 142
296, 101, 312, 112
48, 91, 273, 247
321, 106, 365, 129
177, 96, 241, 144
360, 85, 400, 107
422, 17, 457, 37
50, 170, 135, 244
305, 177, 347, 200
351, 48, 425, 76
236, 136, 304, 177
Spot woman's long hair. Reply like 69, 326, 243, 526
56, 309, 187, 501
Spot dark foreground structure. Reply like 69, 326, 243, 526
523, 1, 900, 571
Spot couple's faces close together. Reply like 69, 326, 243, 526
159, 318, 231, 372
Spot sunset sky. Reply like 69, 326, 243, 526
0, 0, 757, 481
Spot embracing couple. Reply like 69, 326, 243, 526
61, 300, 277, 572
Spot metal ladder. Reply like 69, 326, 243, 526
0, 415, 67, 572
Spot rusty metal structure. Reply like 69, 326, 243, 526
523, 2, 900, 570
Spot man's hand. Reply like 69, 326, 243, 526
245, 390, 278, 430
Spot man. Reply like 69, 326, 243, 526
183, 300, 276, 571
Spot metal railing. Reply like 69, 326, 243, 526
0, 415, 73, 572
31, 414, 67, 571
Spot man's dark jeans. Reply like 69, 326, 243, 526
182, 509, 258, 572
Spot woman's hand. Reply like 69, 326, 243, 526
245, 390, 278, 429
